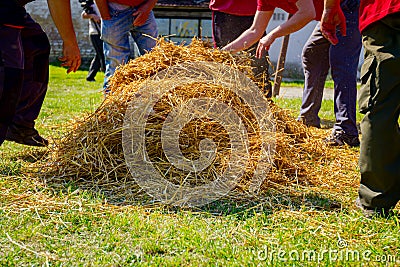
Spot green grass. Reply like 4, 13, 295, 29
281, 80, 335, 89
273, 97, 365, 124
0, 66, 399, 266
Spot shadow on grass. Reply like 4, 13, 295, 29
0, 146, 48, 176
193, 190, 343, 220
42, 173, 344, 221
320, 119, 335, 129
320, 119, 361, 132
7, 147, 344, 219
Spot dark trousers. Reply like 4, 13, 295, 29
358, 13, 400, 210
13, 13, 50, 129
86, 34, 105, 81
299, 2, 361, 134
0, 25, 24, 145
211, 11, 272, 95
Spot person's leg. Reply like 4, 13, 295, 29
12, 14, 49, 129
5, 13, 50, 146
101, 6, 133, 91
298, 23, 330, 128
328, 2, 361, 144
212, 11, 271, 96
0, 26, 24, 146
358, 14, 400, 211
130, 10, 158, 56
86, 34, 103, 81
95, 34, 105, 72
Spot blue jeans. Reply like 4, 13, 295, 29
299, 0, 361, 135
101, 5, 158, 90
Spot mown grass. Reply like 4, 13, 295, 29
282, 80, 334, 89
0, 66, 399, 266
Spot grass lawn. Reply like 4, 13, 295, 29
0, 66, 399, 266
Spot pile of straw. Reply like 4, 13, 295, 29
43, 39, 359, 202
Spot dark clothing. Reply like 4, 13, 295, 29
299, 0, 361, 134
0, 1, 27, 26
0, 8, 50, 145
0, 25, 24, 144
358, 13, 400, 210
13, 14, 50, 129
211, 10, 272, 95
87, 34, 105, 81
85, 5, 105, 81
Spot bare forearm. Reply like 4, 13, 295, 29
324, 0, 341, 9
223, 29, 264, 52
47, 0, 78, 46
47, 0, 81, 73
133, 0, 158, 26
268, 10, 314, 40
223, 11, 272, 52
94, 0, 111, 20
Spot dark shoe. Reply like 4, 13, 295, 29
325, 130, 360, 147
355, 198, 392, 218
5, 124, 49, 147
86, 77, 96, 82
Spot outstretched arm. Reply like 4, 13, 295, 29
256, 0, 315, 57
222, 10, 273, 53
321, 0, 346, 45
47, 0, 81, 73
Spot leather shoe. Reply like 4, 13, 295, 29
5, 124, 49, 147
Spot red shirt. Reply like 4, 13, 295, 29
359, 0, 400, 32
257, 0, 324, 21
209, 0, 257, 16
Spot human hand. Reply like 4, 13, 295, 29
256, 33, 276, 58
132, 0, 156, 26
321, 5, 346, 45
59, 41, 81, 73
132, 7, 150, 26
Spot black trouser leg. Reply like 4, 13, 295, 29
0, 25, 24, 145
12, 14, 50, 129
0, 67, 24, 144
87, 34, 105, 80
358, 14, 400, 209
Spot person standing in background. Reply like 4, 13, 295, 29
298, 0, 361, 147
94, 0, 158, 93
209, 0, 272, 96
322, 0, 400, 217
0, 0, 81, 147
81, 1, 105, 82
